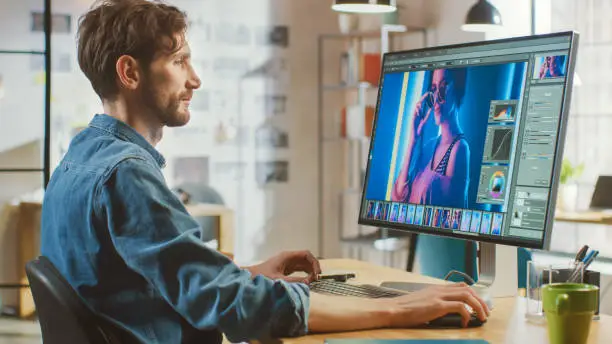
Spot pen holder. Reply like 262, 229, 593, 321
542, 268, 601, 316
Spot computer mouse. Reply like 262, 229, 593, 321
427, 312, 486, 328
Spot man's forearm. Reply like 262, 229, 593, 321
307, 293, 391, 333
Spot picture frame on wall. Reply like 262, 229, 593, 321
256, 160, 288, 185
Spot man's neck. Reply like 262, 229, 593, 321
102, 99, 163, 147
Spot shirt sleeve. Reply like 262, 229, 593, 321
96, 157, 310, 342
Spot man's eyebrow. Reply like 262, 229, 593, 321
173, 50, 191, 59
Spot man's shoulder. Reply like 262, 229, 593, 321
69, 128, 158, 176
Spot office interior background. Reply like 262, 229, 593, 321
0, 0, 611, 341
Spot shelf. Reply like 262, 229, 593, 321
323, 83, 379, 91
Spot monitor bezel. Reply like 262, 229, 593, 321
357, 31, 580, 250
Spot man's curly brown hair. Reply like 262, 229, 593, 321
77, 0, 187, 100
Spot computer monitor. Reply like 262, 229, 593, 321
358, 31, 579, 297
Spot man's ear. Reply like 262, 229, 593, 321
115, 55, 141, 91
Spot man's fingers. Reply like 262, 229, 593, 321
303, 250, 322, 275
452, 285, 490, 317
443, 301, 472, 328
283, 276, 310, 284
286, 250, 322, 275
441, 289, 488, 321
305, 272, 319, 283
465, 287, 491, 317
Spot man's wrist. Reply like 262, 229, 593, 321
371, 299, 396, 328
308, 295, 396, 333
242, 264, 260, 278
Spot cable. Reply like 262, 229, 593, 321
443, 270, 476, 285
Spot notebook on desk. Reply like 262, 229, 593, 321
325, 340, 489, 344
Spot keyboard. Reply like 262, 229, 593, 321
309, 280, 407, 298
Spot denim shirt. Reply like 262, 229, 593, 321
40, 114, 310, 343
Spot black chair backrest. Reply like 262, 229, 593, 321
25, 256, 141, 344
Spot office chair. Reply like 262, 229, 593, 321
25, 256, 143, 344
412, 235, 478, 282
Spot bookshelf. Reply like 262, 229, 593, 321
317, 24, 428, 262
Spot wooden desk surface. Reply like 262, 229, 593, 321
185, 203, 234, 217
282, 259, 612, 344
555, 210, 612, 225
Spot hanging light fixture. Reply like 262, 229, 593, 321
461, 0, 503, 32
332, 0, 397, 14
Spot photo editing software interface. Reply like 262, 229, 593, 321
359, 34, 573, 247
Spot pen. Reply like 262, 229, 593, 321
569, 249, 599, 282
582, 250, 596, 265
574, 245, 589, 263
583, 250, 599, 270
318, 273, 356, 282
568, 248, 592, 283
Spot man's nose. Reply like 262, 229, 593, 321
188, 74, 201, 89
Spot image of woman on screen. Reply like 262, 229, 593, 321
538, 55, 566, 79
391, 68, 470, 208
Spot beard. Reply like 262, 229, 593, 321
140, 75, 190, 128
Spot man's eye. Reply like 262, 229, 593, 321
175, 58, 185, 65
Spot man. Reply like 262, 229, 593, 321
41, 1, 490, 343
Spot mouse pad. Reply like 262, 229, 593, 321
325, 340, 489, 344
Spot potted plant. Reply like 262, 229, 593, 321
557, 159, 584, 212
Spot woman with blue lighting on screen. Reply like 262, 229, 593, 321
391, 68, 470, 208
538, 55, 566, 79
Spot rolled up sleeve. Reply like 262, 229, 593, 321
97, 157, 309, 342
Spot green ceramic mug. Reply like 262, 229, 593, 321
542, 283, 599, 344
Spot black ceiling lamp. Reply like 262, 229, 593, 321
461, 0, 503, 32
332, 0, 397, 14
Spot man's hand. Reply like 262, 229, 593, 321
383, 282, 490, 328
245, 250, 322, 284
308, 283, 491, 333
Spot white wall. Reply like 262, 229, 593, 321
430, 0, 485, 45
486, 0, 532, 39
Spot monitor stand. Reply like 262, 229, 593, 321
380, 242, 518, 309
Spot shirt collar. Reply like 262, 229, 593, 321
88, 114, 166, 168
